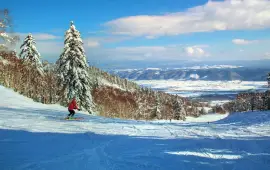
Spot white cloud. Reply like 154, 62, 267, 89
13, 40, 63, 61
88, 30, 106, 34
86, 39, 100, 47
239, 49, 244, 52
110, 46, 167, 60
84, 35, 132, 47
17, 33, 60, 41
14, 33, 62, 59
83, 36, 133, 47
33, 33, 60, 40
264, 52, 270, 58
104, 0, 270, 37
85, 44, 209, 61
232, 39, 259, 45
145, 35, 156, 39
36, 41, 62, 56
184, 46, 209, 57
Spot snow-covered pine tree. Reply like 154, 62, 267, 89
19, 34, 44, 76
172, 96, 183, 120
57, 21, 94, 113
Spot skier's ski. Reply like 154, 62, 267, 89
62, 117, 84, 121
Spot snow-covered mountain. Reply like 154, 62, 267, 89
1, 85, 270, 170
109, 67, 269, 81
113, 65, 242, 71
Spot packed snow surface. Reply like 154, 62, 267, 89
1, 85, 270, 170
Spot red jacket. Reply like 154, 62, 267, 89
68, 99, 79, 110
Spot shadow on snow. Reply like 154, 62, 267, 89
1, 129, 270, 170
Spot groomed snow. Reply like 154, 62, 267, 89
1, 85, 270, 170
151, 113, 229, 123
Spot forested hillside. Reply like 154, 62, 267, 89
0, 13, 207, 120
0, 50, 208, 120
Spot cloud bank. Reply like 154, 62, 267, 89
17, 33, 60, 41
85, 44, 210, 62
105, 0, 270, 37
232, 39, 259, 45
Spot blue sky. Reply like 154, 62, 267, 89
3, 0, 270, 67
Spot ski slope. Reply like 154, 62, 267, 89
1, 86, 270, 170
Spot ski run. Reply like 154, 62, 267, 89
1, 85, 270, 170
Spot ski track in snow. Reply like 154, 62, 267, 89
1, 85, 270, 170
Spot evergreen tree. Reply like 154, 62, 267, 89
172, 96, 183, 120
19, 34, 44, 75
57, 21, 94, 113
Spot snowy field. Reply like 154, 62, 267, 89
136, 80, 268, 99
1, 85, 270, 170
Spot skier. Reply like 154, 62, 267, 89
66, 97, 81, 119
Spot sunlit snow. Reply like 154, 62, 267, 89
1, 85, 270, 170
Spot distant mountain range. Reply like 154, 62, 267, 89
109, 66, 269, 81
97, 59, 270, 70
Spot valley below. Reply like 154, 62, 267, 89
136, 80, 268, 103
